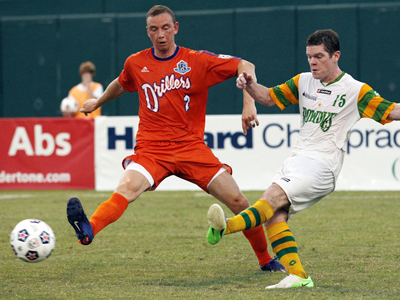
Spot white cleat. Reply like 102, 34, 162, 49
266, 274, 314, 289
207, 203, 226, 230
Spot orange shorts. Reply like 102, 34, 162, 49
122, 139, 232, 192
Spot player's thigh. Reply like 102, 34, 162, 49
208, 171, 250, 214
273, 156, 334, 216
122, 150, 171, 191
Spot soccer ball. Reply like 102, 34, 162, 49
10, 219, 56, 263
60, 97, 79, 116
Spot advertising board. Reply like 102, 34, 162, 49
0, 118, 95, 190
94, 115, 400, 191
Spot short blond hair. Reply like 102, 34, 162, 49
146, 5, 176, 24
79, 61, 96, 75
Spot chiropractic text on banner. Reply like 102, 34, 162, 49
94, 115, 400, 191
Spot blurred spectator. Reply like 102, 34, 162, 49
62, 61, 103, 118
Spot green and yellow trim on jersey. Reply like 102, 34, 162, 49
269, 74, 300, 110
321, 71, 345, 87
357, 84, 395, 124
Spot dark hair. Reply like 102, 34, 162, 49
146, 5, 176, 23
306, 29, 340, 57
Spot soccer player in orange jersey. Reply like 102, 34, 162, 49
66, 5, 285, 272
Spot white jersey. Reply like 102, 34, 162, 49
269, 72, 395, 179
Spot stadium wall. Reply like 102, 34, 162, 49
2, 0, 395, 17
1, 3, 400, 118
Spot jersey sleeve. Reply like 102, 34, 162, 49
357, 83, 395, 124
197, 51, 241, 87
269, 74, 300, 110
118, 55, 138, 93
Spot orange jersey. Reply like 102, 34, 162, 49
118, 46, 241, 142
69, 82, 103, 118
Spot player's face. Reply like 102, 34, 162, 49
146, 13, 179, 58
306, 44, 340, 83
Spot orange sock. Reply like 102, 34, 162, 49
242, 226, 273, 266
89, 193, 129, 236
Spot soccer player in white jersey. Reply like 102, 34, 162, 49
206, 29, 400, 289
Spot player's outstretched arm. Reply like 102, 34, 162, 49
388, 103, 400, 120
80, 78, 126, 115
236, 72, 275, 107
237, 60, 258, 135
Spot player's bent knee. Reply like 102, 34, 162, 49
115, 186, 141, 203
225, 194, 250, 214
236, 194, 250, 210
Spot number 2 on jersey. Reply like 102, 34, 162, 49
184, 95, 190, 112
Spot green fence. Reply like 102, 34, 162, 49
1, 3, 400, 117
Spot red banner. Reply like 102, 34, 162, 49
0, 118, 94, 189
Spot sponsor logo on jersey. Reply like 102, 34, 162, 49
302, 91, 317, 101
217, 54, 233, 59
174, 60, 191, 74
199, 50, 240, 60
317, 89, 331, 95
302, 107, 337, 132
141, 67, 149, 72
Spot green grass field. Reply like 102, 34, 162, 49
1, 190, 399, 300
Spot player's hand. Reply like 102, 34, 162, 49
236, 71, 254, 89
242, 105, 259, 135
80, 98, 98, 116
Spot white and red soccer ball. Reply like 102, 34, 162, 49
60, 97, 79, 116
10, 219, 56, 263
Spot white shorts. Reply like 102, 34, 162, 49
272, 155, 335, 217
124, 160, 227, 191
124, 161, 155, 190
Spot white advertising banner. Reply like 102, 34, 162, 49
95, 115, 400, 191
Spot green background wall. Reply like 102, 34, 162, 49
1, 1, 400, 117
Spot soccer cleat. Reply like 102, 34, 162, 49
206, 203, 227, 245
265, 274, 314, 289
260, 257, 287, 273
66, 197, 94, 245
206, 226, 226, 245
